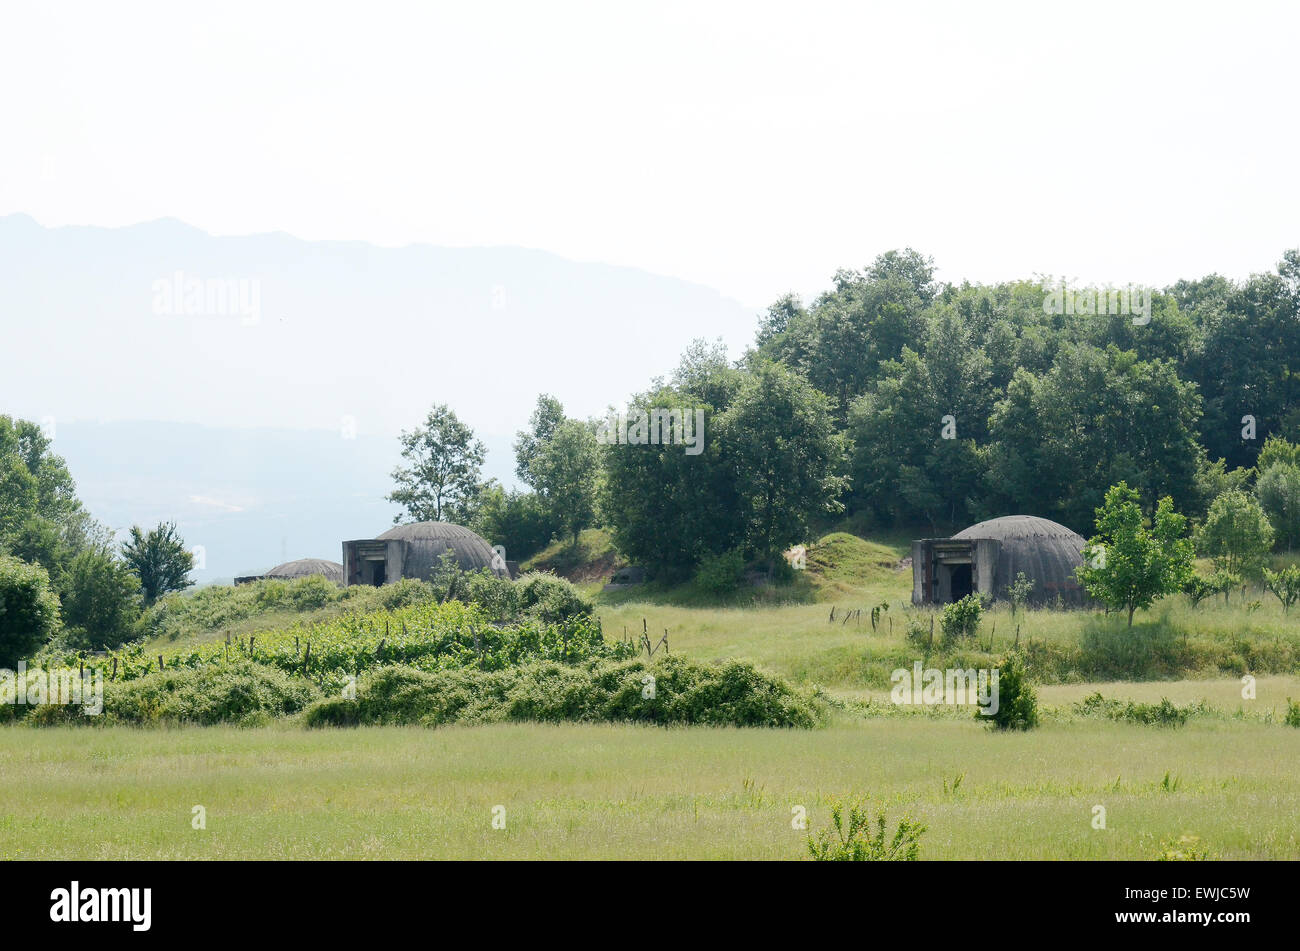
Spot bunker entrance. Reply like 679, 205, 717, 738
949, 563, 972, 602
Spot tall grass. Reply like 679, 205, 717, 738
2, 719, 1297, 859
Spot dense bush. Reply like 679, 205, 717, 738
136, 568, 592, 651
1077, 620, 1182, 679
984, 652, 1037, 730
694, 548, 746, 595
1072, 692, 1209, 726
141, 578, 330, 641
344, 578, 438, 613
940, 594, 981, 645
28, 660, 321, 726
464, 571, 520, 622
140, 576, 440, 642
515, 572, 593, 623
0, 555, 62, 666
304, 655, 825, 729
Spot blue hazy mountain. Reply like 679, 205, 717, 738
0, 214, 756, 580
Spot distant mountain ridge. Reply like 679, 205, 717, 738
0, 215, 756, 579
0, 213, 754, 434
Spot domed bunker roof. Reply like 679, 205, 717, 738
953, 515, 1083, 543
265, 558, 345, 584
376, 521, 501, 578
952, 515, 1086, 605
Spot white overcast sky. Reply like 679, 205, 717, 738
2, 0, 1297, 310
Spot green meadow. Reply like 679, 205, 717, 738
4, 531, 1299, 860
2, 719, 1298, 860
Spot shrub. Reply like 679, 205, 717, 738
1263, 566, 1300, 614
1285, 698, 1300, 728
940, 594, 981, 645
1182, 573, 1214, 609
286, 575, 338, 611
343, 578, 437, 613
1208, 568, 1241, 604
807, 797, 925, 861
38, 659, 323, 726
1077, 619, 1181, 679
904, 612, 935, 651
254, 579, 289, 609
984, 651, 1037, 730
694, 548, 746, 596
0, 555, 62, 666
464, 571, 521, 622
304, 655, 825, 729
1156, 834, 1212, 861
1073, 692, 1206, 726
1007, 571, 1034, 618
143, 576, 353, 642
515, 572, 592, 623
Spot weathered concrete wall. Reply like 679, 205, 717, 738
974, 538, 1000, 598
911, 540, 929, 605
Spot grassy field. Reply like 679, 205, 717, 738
594, 558, 1300, 692
7, 529, 1300, 860
2, 718, 1298, 859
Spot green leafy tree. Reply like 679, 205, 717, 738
847, 312, 993, 532
58, 548, 141, 650
717, 363, 847, 564
0, 555, 61, 665
670, 338, 745, 412
388, 404, 487, 524
1198, 490, 1274, 579
599, 386, 740, 580
758, 249, 936, 423
1208, 568, 1242, 605
121, 521, 195, 605
0, 416, 101, 578
986, 345, 1202, 530
1182, 573, 1215, 609
513, 395, 566, 488
1256, 434, 1300, 472
1255, 462, 1300, 550
1194, 253, 1300, 470
469, 485, 559, 562
530, 419, 599, 545
1263, 565, 1300, 613
1078, 483, 1195, 626
1191, 453, 1252, 520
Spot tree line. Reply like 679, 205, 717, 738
388, 248, 1300, 585
0, 416, 194, 663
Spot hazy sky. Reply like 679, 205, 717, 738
2, 1, 1297, 310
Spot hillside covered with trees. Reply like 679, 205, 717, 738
402, 248, 1300, 583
